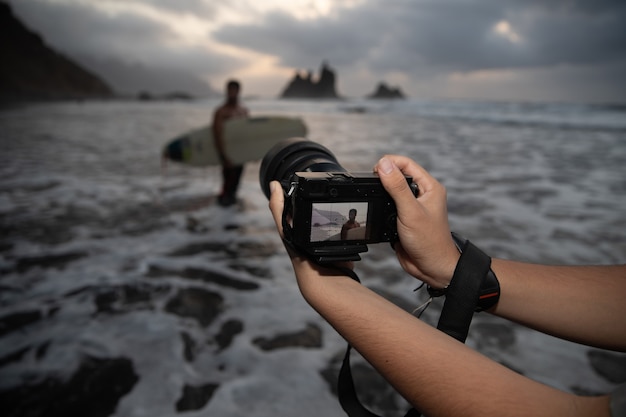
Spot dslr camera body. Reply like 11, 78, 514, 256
260, 138, 417, 263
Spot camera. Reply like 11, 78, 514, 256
260, 138, 417, 263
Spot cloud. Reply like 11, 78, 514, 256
512, 3, 626, 67
7, 0, 242, 75
214, 0, 626, 73
106, 0, 217, 17
215, 5, 393, 70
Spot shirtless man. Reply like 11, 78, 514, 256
213, 80, 249, 206
340, 208, 360, 240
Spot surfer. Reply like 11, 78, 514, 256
267, 156, 626, 417
213, 79, 249, 206
340, 209, 360, 240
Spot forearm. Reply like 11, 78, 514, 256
491, 260, 626, 351
293, 262, 608, 417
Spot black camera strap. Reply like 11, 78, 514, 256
434, 236, 493, 343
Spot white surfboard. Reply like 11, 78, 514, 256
164, 116, 307, 167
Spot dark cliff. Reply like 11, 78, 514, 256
367, 82, 405, 99
280, 62, 339, 99
0, 2, 113, 101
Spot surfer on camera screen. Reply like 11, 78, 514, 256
341, 208, 361, 240
213, 79, 249, 207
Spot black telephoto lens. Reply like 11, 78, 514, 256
259, 137, 346, 199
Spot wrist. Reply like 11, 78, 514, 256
432, 247, 461, 289
428, 233, 501, 312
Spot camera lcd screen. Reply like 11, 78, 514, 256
310, 202, 369, 242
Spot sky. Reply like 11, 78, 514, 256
7, 0, 626, 102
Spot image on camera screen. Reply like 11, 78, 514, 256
310, 202, 369, 242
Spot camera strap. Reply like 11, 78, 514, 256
335, 264, 425, 417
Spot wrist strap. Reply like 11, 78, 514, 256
436, 238, 492, 343
451, 233, 500, 312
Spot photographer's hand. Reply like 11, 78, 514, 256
375, 157, 626, 351
268, 181, 353, 290
374, 156, 460, 289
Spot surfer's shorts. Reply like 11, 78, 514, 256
611, 384, 626, 417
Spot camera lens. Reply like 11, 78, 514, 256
259, 137, 346, 199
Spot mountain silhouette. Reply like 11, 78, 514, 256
0, 1, 112, 101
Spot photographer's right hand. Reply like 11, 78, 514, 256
374, 156, 460, 289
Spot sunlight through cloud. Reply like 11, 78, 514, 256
493, 19, 522, 44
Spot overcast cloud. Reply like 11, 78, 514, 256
215, 0, 626, 71
6, 0, 626, 101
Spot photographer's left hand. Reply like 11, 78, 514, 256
268, 181, 354, 292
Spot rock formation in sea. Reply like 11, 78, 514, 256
367, 82, 406, 99
280, 61, 339, 99
0, 1, 113, 101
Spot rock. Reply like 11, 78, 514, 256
180, 268, 259, 290
167, 241, 228, 257
0, 346, 30, 368
0, 2, 113, 101
10, 251, 88, 273
167, 239, 278, 259
164, 287, 224, 327
181, 331, 196, 362
227, 262, 272, 279
0, 310, 42, 337
215, 319, 244, 351
175, 383, 219, 412
35, 341, 51, 360
280, 61, 339, 99
146, 264, 259, 291
93, 283, 170, 314
367, 82, 405, 99
0, 356, 138, 417
136, 91, 194, 101
252, 323, 322, 351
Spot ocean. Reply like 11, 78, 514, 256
1, 98, 625, 416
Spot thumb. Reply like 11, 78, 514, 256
268, 181, 285, 236
376, 157, 417, 209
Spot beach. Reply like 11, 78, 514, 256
1, 98, 625, 416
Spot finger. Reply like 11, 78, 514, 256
268, 181, 284, 236
376, 155, 437, 197
374, 157, 421, 210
